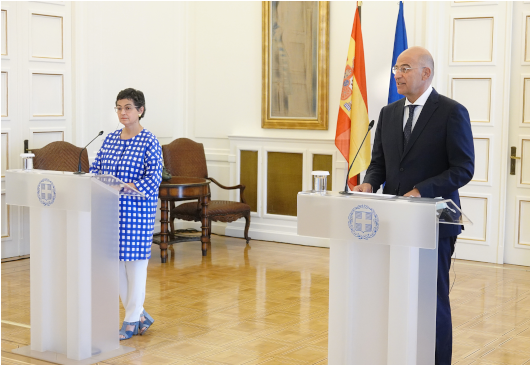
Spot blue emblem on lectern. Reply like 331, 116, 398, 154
348, 204, 379, 240
37, 178, 56, 206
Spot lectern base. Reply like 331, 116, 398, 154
13, 345, 135, 365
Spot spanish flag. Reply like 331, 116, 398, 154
335, 5, 370, 190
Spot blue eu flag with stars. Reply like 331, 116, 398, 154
388, 1, 408, 104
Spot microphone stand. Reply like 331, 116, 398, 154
339, 120, 374, 194
74, 131, 104, 175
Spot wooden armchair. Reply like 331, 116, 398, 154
31, 141, 89, 172
162, 138, 251, 243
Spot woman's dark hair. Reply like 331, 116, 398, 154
116, 88, 146, 120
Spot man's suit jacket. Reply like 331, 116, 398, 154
363, 88, 475, 238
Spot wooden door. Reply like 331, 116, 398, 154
504, 2, 530, 266
1, 1, 72, 259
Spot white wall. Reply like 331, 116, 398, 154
73, 1, 422, 177
74, 1, 187, 157
362, 2, 422, 126
188, 2, 420, 146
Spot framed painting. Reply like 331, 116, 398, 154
262, 1, 330, 130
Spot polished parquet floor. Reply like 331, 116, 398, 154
2, 235, 530, 365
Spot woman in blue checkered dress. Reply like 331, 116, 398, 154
90, 88, 162, 341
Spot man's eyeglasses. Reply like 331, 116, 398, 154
114, 106, 137, 113
392, 66, 426, 74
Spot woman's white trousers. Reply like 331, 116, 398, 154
119, 259, 149, 323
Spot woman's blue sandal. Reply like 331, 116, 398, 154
119, 321, 139, 340
139, 310, 154, 335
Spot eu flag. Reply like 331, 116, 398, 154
388, 1, 408, 104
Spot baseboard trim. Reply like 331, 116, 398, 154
153, 221, 330, 248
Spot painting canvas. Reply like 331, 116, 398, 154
270, 2, 318, 119
262, 1, 329, 130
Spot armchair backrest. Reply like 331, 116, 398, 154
32, 141, 89, 172
162, 138, 208, 178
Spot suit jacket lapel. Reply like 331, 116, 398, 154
394, 99, 405, 159
401, 88, 440, 161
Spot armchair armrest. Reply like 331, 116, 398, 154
208, 177, 247, 204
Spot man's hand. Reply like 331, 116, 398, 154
404, 188, 421, 197
352, 183, 373, 193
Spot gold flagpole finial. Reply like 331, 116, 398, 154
357, 1, 362, 7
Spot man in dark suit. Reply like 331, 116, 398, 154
353, 46, 474, 365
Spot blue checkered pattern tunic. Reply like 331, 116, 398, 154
90, 129, 162, 261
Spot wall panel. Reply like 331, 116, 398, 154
1, 195, 9, 238
31, 73, 63, 117
459, 196, 488, 242
472, 137, 490, 183
518, 199, 530, 246
1, 71, 7, 117
240, 150, 258, 212
31, 130, 64, 149
228, 136, 345, 247
266, 152, 303, 217
1, 9, 6, 55
210, 167, 230, 201
522, 77, 530, 125
1, 132, 8, 177
452, 17, 494, 63
521, 138, 530, 186
526, 15, 530, 62
31, 13, 62, 59
312, 154, 333, 190
451, 78, 491, 123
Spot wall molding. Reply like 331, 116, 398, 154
157, 219, 330, 248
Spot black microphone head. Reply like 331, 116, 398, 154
368, 120, 375, 130
98, 131, 104, 136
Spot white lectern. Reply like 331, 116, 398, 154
297, 191, 470, 365
5, 170, 144, 365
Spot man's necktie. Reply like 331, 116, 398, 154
403, 105, 417, 148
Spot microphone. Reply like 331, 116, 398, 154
339, 120, 375, 194
74, 131, 103, 175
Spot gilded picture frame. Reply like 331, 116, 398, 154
262, 1, 329, 130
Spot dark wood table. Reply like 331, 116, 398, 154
157, 176, 210, 263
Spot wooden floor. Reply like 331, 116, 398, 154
2, 235, 530, 365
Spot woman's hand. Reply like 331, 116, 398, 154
125, 182, 137, 190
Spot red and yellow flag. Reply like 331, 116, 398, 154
335, 6, 370, 190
